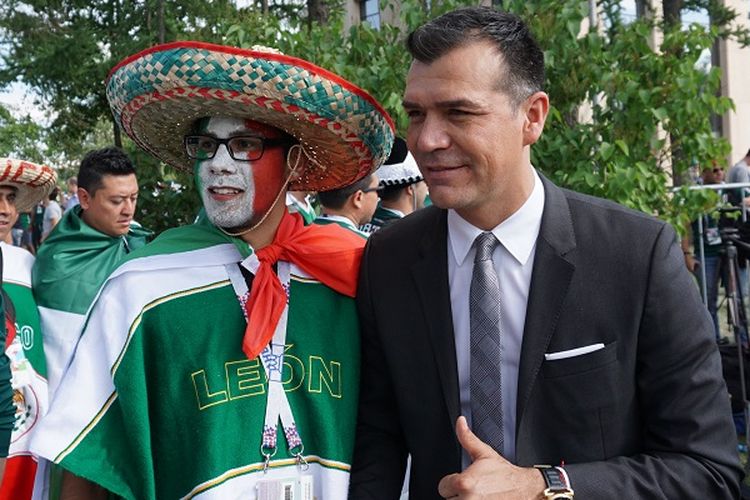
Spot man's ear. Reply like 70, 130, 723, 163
351, 190, 365, 210
522, 91, 549, 147
78, 187, 92, 210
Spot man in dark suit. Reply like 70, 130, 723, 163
349, 7, 742, 499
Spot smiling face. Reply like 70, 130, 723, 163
403, 41, 548, 228
0, 185, 18, 241
194, 117, 289, 232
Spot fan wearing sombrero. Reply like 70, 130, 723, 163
360, 137, 428, 235
30, 41, 394, 500
0, 158, 56, 497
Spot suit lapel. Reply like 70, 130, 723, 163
516, 176, 577, 428
411, 209, 461, 427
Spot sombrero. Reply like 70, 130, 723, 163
377, 137, 422, 187
106, 41, 395, 191
0, 158, 57, 212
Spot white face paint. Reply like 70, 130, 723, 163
198, 117, 257, 230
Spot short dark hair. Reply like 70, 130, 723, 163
318, 174, 375, 210
406, 7, 544, 105
746, 148, 750, 158
49, 187, 59, 201
378, 184, 407, 203
78, 147, 137, 195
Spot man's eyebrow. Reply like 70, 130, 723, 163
402, 99, 483, 109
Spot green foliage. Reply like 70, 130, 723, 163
0, 0, 240, 231
0, 0, 239, 160
0, 104, 47, 163
514, 0, 737, 232
223, 0, 746, 232
124, 139, 201, 234
4, 0, 749, 235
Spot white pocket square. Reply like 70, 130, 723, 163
544, 343, 605, 361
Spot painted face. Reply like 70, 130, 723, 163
80, 174, 139, 237
194, 116, 288, 231
403, 41, 544, 225
0, 185, 18, 241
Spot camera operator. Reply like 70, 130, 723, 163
683, 166, 726, 341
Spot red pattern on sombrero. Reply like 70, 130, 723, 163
0, 158, 58, 211
106, 41, 395, 131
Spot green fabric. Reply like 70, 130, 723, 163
0, 258, 12, 457
125, 220, 252, 262
32, 206, 153, 315
56, 258, 359, 499
4, 281, 45, 377
19, 213, 31, 229
361, 205, 402, 234
313, 216, 368, 239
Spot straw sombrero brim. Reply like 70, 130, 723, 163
106, 41, 395, 191
0, 158, 57, 212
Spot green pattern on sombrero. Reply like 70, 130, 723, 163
106, 42, 394, 191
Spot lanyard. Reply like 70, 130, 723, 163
226, 257, 308, 472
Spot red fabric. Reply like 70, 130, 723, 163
4, 317, 15, 350
0, 455, 37, 500
242, 211, 365, 359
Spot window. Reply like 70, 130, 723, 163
360, 0, 380, 29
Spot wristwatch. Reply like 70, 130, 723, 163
534, 465, 574, 499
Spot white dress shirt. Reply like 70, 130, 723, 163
447, 168, 545, 466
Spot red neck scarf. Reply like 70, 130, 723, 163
242, 210, 365, 359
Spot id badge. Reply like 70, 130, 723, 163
706, 227, 721, 246
256, 475, 313, 500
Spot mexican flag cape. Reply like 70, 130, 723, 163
31, 206, 151, 396
32, 221, 362, 499
0, 243, 49, 500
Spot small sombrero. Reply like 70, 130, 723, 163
106, 41, 395, 191
377, 137, 422, 187
0, 158, 57, 212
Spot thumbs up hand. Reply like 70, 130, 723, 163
437, 417, 546, 499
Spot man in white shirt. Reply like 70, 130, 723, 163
350, 7, 740, 500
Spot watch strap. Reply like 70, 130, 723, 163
534, 465, 574, 499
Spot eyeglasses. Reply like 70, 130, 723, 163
184, 135, 289, 161
361, 186, 383, 194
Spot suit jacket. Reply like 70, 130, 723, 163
349, 175, 742, 499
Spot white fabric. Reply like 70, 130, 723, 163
0, 241, 34, 285
448, 168, 544, 466
31, 245, 242, 463
544, 343, 605, 361
376, 151, 422, 186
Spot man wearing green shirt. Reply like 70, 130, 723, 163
31, 41, 394, 499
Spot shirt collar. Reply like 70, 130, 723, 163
448, 169, 545, 267
317, 213, 357, 229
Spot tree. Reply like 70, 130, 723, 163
0, 104, 48, 163
0, 0, 240, 159
226, 0, 747, 232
